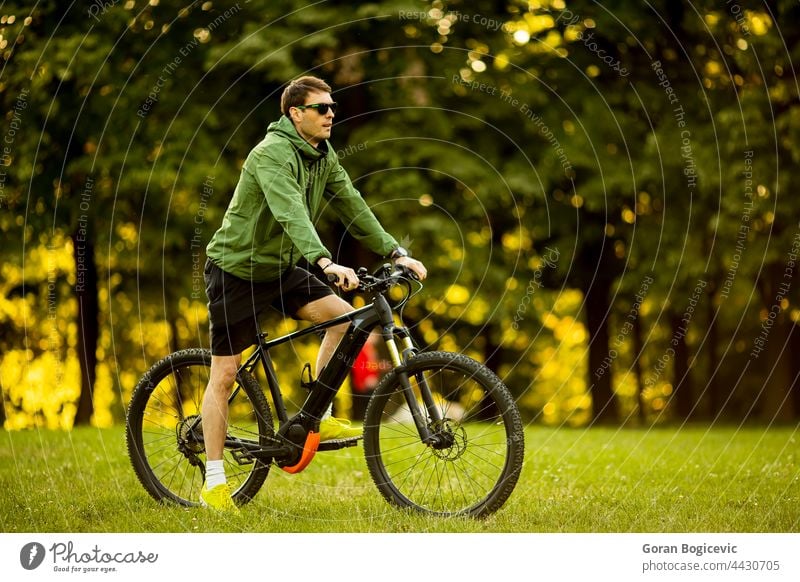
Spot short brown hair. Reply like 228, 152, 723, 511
281, 76, 332, 116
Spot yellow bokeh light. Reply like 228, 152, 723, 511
471, 60, 487, 73
622, 208, 636, 224
494, 53, 510, 70
747, 12, 771, 36
445, 284, 470, 305
513, 30, 531, 44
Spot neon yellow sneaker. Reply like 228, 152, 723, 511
199, 483, 240, 514
319, 417, 361, 441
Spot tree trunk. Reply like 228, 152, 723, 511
706, 284, 721, 419
72, 232, 98, 426
671, 312, 693, 420
585, 278, 617, 424
791, 322, 800, 419
483, 323, 503, 376
0, 389, 6, 428
168, 305, 181, 356
475, 323, 502, 421
167, 303, 184, 412
754, 265, 794, 423
759, 317, 794, 423
632, 313, 646, 423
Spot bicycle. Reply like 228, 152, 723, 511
125, 264, 525, 517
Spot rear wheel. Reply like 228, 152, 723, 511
126, 348, 273, 506
364, 351, 524, 517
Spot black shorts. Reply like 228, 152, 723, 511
204, 259, 334, 356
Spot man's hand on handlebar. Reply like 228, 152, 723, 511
394, 256, 427, 281
318, 255, 427, 291
322, 262, 360, 291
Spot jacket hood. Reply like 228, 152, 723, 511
266, 115, 327, 160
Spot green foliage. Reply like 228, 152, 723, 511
3, 0, 800, 427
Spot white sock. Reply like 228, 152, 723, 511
322, 404, 333, 420
205, 459, 226, 489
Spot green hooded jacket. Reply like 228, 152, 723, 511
206, 115, 398, 281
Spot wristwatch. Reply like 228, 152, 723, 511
391, 246, 410, 259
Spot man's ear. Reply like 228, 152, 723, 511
289, 107, 302, 124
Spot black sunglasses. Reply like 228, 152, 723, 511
295, 102, 338, 115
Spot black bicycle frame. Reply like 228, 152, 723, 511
223, 288, 442, 459
238, 293, 394, 425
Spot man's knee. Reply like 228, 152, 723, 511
297, 295, 353, 323
326, 320, 350, 338
210, 354, 240, 390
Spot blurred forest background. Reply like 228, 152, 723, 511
2, 0, 799, 430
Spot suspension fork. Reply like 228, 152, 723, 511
393, 326, 443, 425
375, 297, 443, 444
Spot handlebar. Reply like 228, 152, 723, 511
325, 263, 419, 294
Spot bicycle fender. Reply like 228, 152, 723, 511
280, 431, 320, 474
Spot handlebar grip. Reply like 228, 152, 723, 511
394, 264, 420, 281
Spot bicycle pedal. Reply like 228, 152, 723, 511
317, 436, 362, 451
230, 448, 256, 465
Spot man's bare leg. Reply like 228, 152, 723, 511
198, 353, 244, 510
202, 353, 241, 461
295, 295, 361, 438
295, 294, 354, 375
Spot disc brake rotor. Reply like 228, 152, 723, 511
429, 419, 467, 460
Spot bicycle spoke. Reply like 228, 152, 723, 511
366, 352, 523, 516
127, 350, 273, 507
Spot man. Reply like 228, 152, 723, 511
200, 76, 426, 511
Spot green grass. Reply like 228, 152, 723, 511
1, 424, 797, 532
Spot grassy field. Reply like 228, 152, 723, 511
1, 424, 797, 533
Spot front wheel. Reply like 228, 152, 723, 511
363, 351, 524, 517
125, 348, 273, 507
